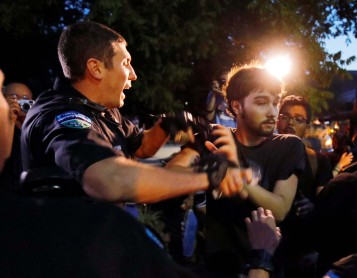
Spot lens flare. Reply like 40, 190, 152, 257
265, 55, 291, 79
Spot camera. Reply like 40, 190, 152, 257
18, 99, 35, 113
217, 79, 226, 89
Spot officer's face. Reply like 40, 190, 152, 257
102, 42, 137, 109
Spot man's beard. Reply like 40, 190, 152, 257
241, 109, 275, 137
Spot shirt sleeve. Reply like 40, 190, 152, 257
276, 135, 306, 181
36, 110, 118, 183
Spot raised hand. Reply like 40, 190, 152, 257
245, 207, 282, 255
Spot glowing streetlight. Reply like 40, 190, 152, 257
265, 55, 292, 80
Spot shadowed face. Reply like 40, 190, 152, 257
5, 83, 33, 126
277, 104, 308, 138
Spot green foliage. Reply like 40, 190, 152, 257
88, 0, 222, 114
0, 0, 356, 115
137, 206, 168, 248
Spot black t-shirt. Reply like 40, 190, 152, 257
21, 78, 143, 183
205, 133, 305, 274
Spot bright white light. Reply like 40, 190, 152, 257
325, 138, 332, 149
265, 55, 292, 79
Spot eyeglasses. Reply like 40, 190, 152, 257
278, 114, 307, 125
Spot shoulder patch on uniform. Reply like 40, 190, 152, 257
56, 111, 92, 129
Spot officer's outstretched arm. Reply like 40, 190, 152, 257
134, 119, 169, 158
135, 117, 194, 159
82, 156, 210, 203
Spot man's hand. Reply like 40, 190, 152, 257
245, 207, 282, 255
218, 167, 250, 199
211, 80, 225, 97
202, 125, 255, 199
339, 151, 353, 170
6, 94, 20, 124
195, 152, 250, 199
204, 124, 238, 165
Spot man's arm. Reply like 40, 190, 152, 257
134, 117, 193, 159
240, 174, 298, 222
134, 120, 169, 158
166, 140, 249, 199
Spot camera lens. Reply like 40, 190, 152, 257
21, 102, 31, 112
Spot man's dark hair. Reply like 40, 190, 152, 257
226, 66, 282, 116
279, 95, 312, 123
58, 21, 126, 82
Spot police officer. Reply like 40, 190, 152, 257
21, 21, 247, 204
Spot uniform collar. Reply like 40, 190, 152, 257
53, 76, 107, 113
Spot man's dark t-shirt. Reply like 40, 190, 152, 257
205, 132, 305, 274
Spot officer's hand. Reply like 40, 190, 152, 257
194, 153, 233, 190
194, 152, 249, 199
218, 167, 250, 199
158, 115, 194, 143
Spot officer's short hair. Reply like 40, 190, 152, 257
226, 65, 283, 116
58, 21, 126, 82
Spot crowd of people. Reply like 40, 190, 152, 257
1, 20, 357, 278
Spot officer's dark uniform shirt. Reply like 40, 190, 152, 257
21, 78, 144, 184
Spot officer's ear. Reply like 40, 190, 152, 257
86, 58, 103, 80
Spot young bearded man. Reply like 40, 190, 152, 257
166, 65, 305, 276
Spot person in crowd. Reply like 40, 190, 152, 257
276, 95, 333, 277
21, 21, 249, 206
331, 150, 353, 177
166, 64, 305, 276
0, 69, 10, 173
328, 128, 354, 176
245, 206, 357, 278
310, 169, 357, 277
0, 82, 33, 190
205, 67, 236, 128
